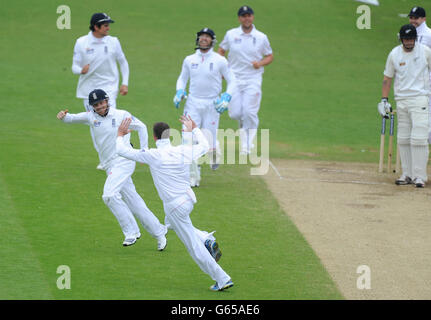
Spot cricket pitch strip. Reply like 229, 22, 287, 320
262, 159, 431, 299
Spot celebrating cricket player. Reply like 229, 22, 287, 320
57, 89, 167, 248
174, 27, 237, 187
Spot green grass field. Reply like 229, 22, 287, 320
0, 0, 427, 299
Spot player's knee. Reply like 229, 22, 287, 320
397, 136, 410, 145
102, 193, 121, 205
411, 122, 429, 146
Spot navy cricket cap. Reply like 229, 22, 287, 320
238, 5, 254, 16
88, 89, 109, 105
409, 6, 426, 18
90, 13, 114, 27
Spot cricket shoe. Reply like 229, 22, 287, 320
210, 279, 234, 291
123, 236, 138, 247
157, 227, 168, 251
395, 175, 413, 185
205, 239, 222, 262
414, 178, 425, 188
190, 177, 200, 188
157, 236, 167, 251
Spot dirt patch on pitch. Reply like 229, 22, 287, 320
262, 159, 431, 299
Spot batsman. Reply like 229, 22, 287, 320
379, 24, 431, 187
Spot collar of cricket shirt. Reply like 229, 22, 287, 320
88, 31, 107, 44
416, 21, 429, 34
156, 138, 171, 148
196, 49, 213, 58
239, 24, 256, 36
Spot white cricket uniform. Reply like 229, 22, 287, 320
384, 43, 431, 181
415, 21, 431, 141
116, 128, 231, 286
72, 32, 130, 111
219, 24, 272, 152
176, 49, 236, 149
62, 108, 166, 240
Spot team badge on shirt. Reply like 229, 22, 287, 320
104, 46, 108, 54
112, 119, 116, 127
210, 63, 214, 71
191, 63, 199, 69
399, 62, 406, 66
234, 38, 242, 44
86, 48, 94, 54
94, 120, 101, 127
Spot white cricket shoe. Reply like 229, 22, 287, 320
157, 226, 168, 251
414, 178, 425, 188
157, 236, 167, 251
123, 237, 137, 247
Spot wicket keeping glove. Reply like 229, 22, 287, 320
173, 89, 187, 109
377, 98, 392, 118
214, 92, 232, 114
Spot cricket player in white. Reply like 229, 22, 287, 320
57, 89, 167, 248
408, 6, 431, 143
379, 24, 431, 187
174, 28, 237, 187
218, 6, 273, 154
116, 115, 233, 291
72, 13, 129, 164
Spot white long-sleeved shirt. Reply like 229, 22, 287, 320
384, 43, 431, 100
72, 32, 129, 99
176, 49, 236, 99
116, 128, 209, 206
219, 25, 272, 81
416, 21, 431, 49
63, 108, 147, 169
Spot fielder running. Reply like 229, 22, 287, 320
116, 115, 232, 291
174, 28, 237, 187
408, 6, 431, 143
57, 89, 167, 248
72, 13, 130, 166
218, 5, 273, 155
378, 24, 431, 187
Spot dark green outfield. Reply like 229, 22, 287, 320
1, 0, 424, 299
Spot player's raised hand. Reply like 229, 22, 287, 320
57, 109, 69, 120
118, 118, 132, 137
180, 115, 196, 132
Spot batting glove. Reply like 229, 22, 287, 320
214, 92, 232, 114
173, 89, 187, 109
377, 98, 392, 118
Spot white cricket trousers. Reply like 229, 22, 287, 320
164, 196, 230, 286
102, 158, 166, 239
228, 80, 262, 151
183, 95, 220, 150
83, 95, 117, 154
397, 96, 430, 181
